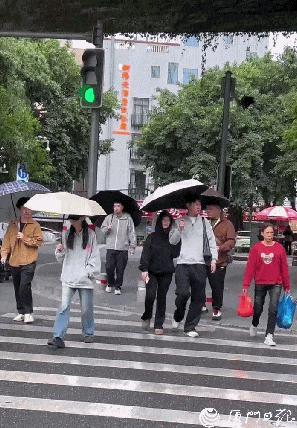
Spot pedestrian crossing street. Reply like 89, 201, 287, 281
0, 305, 297, 427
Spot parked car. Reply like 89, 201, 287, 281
41, 227, 61, 244
235, 230, 251, 253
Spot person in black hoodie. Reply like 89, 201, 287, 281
139, 210, 180, 335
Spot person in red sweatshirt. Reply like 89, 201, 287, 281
242, 223, 290, 346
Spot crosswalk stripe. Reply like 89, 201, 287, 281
1, 335, 297, 366
1, 305, 297, 427
0, 319, 295, 351
33, 306, 135, 317
1, 345, 297, 384
1, 313, 214, 332
1, 348, 297, 386
0, 395, 292, 427
0, 369, 296, 406
2, 313, 153, 328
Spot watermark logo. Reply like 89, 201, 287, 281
199, 408, 220, 428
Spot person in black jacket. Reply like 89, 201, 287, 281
139, 210, 180, 335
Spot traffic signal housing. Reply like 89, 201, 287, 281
80, 48, 105, 108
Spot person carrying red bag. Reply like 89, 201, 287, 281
242, 223, 291, 347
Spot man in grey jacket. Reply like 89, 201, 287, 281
101, 201, 136, 295
169, 194, 217, 337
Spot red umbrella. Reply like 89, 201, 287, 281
255, 206, 297, 222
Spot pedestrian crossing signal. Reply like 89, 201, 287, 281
80, 48, 105, 108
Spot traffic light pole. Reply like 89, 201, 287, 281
87, 22, 103, 198
217, 71, 232, 195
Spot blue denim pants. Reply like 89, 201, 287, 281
53, 285, 94, 339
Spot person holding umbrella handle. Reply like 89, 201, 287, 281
170, 194, 218, 338
1, 197, 43, 324
48, 215, 100, 349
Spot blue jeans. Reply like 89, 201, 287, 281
53, 286, 94, 339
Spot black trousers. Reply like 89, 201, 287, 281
141, 273, 172, 329
284, 241, 292, 255
11, 262, 36, 314
106, 250, 128, 289
206, 266, 227, 310
252, 285, 282, 335
174, 264, 207, 332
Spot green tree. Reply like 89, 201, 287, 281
138, 48, 297, 207
0, 38, 118, 189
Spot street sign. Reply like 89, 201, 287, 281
16, 163, 29, 182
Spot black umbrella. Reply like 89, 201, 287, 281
200, 188, 230, 209
90, 191, 142, 227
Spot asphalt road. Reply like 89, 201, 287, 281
0, 245, 296, 427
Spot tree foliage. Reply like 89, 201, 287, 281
0, 38, 118, 189
138, 48, 297, 206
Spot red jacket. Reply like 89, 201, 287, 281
243, 242, 290, 291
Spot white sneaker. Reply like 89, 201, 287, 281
114, 289, 121, 295
24, 314, 34, 323
212, 310, 222, 321
185, 330, 199, 338
201, 306, 208, 313
172, 318, 180, 329
105, 286, 112, 293
249, 325, 258, 337
264, 333, 276, 346
13, 314, 24, 322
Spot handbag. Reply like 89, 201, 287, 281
237, 292, 254, 317
276, 294, 296, 329
202, 218, 212, 265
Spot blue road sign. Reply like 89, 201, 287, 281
16, 163, 29, 182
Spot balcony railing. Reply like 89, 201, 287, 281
131, 113, 150, 128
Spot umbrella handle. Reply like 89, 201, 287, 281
61, 214, 65, 244
10, 194, 17, 220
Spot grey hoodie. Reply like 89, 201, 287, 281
55, 229, 100, 288
101, 213, 136, 251
169, 216, 218, 265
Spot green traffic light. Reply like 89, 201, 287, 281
84, 87, 95, 103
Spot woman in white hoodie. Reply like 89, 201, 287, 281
48, 215, 100, 349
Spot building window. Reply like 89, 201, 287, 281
183, 68, 198, 84
167, 62, 179, 84
131, 98, 150, 128
129, 170, 147, 200
147, 45, 169, 53
224, 35, 234, 46
246, 47, 258, 60
183, 36, 199, 47
151, 65, 160, 78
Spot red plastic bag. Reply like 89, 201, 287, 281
237, 293, 254, 317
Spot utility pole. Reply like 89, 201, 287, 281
87, 22, 103, 198
217, 71, 234, 195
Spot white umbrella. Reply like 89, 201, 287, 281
24, 192, 106, 217
141, 179, 207, 212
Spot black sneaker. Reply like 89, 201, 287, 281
84, 336, 94, 343
47, 337, 65, 348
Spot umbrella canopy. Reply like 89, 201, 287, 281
255, 206, 297, 221
0, 180, 50, 221
25, 192, 106, 217
200, 188, 230, 209
141, 179, 207, 212
90, 190, 142, 226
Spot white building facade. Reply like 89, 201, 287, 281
71, 34, 268, 199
